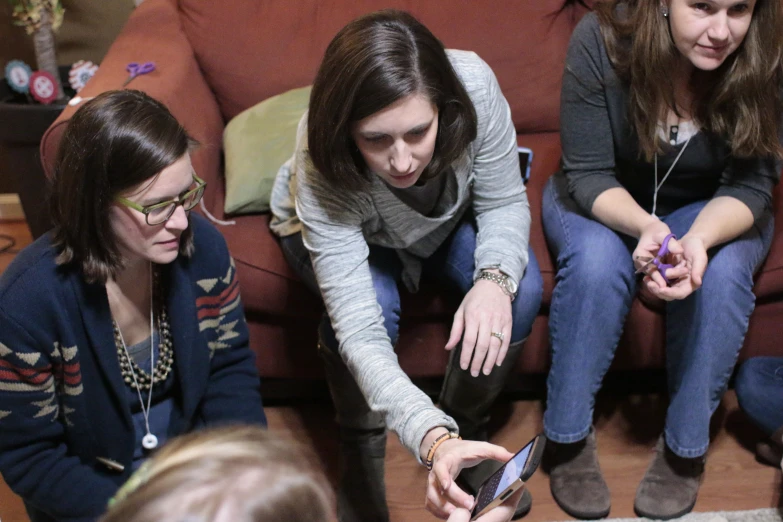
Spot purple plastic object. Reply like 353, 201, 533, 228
636, 233, 676, 284
123, 62, 156, 86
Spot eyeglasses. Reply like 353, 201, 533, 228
115, 173, 207, 226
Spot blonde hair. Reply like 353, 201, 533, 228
101, 425, 334, 522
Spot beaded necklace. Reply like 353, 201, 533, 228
112, 264, 174, 450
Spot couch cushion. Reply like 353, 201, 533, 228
223, 85, 311, 214
178, 0, 590, 133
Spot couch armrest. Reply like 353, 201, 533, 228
40, 0, 225, 213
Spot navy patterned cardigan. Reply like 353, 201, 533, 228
0, 214, 266, 521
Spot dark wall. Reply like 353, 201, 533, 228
0, 0, 135, 195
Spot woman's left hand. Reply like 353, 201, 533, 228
642, 234, 708, 301
445, 273, 512, 377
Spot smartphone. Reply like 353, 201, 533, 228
518, 146, 534, 183
471, 434, 546, 520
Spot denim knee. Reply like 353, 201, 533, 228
735, 357, 783, 436
558, 237, 635, 296
510, 249, 543, 342
700, 254, 755, 302
319, 268, 401, 354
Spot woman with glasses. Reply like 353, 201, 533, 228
0, 90, 266, 522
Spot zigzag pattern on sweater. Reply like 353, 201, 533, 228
195, 258, 242, 358
0, 341, 83, 424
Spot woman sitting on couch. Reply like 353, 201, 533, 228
0, 90, 266, 522
270, 9, 542, 522
541, 0, 783, 519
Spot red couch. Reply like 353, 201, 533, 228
41, 0, 783, 387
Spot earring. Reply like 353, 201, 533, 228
661, 5, 669, 17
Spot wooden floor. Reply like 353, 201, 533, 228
0, 219, 780, 521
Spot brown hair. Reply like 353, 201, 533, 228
594, 0, 783, 160
50, 90, 198, 283
100, 425, 334, 522
308, 9, 478, 190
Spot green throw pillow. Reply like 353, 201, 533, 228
223, 85, 311, 214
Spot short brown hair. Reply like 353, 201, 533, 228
50, 90, 198, 283
100, 425, 334, 522
595, 0, 783, 161
308, 9, 478, 191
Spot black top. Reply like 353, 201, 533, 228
558, 12, 782, 219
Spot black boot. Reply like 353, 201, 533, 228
439, 339, 532, 519
319, 341, 389, 522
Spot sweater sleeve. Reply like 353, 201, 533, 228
191, 217, 266, 427
714, 107, 783, 219
295, 161, 457, 460
560, 13, 624, 214
0, 308, 117, 521
468, 55, 531, 284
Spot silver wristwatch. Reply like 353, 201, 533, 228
475, 270, 518, 301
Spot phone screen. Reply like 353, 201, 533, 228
518, 147, 533, 183
473, 438, 535, 515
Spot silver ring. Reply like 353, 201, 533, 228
491, 331, 504, 342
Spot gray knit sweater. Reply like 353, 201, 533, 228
270, 50, 530, 457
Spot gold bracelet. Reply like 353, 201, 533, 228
425, 431, 461, 471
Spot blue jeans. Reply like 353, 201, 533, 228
280, 216, 543, 417
542, 175, 774, 458
735, 357, 783, 436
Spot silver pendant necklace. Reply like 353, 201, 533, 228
115, 262, 158, 450
652, 134, 692, 218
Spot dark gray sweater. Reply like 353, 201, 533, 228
559, 13, 782, 220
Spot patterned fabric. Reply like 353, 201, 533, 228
196, 257, 242, 358
0, 214, 265, 522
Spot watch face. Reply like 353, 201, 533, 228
505, 277, 519, 295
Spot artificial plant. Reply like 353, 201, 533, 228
9, 0, 65, 101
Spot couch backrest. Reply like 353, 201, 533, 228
178, 0, 590, 133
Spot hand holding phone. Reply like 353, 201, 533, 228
425, 440, 517, 519
471, 434, 546, 520
446, 489, 526, 522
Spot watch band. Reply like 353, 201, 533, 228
475, 270, 516, 300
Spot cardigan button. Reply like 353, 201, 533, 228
96, 456, 125, 473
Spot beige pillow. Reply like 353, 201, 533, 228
223, 85, 311, 214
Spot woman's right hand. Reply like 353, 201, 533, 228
446, 488, 526, 522
424, 437, 514, 519
632, 218, 689, 292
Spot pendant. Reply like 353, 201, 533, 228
142, 433, 159, 450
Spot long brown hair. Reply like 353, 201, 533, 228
595, 0, 783, 161
308, 9, 477, 191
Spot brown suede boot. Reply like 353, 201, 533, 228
545, 429, 611, 520
634, 436, 705, 520
440, 339, 532, 519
